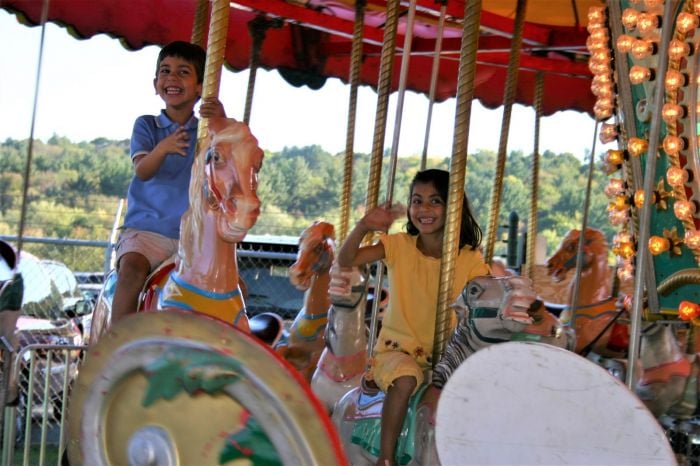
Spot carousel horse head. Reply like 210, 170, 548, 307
181, 117, 264, 264
546, 227, 608, 283
289, 221, 335, 290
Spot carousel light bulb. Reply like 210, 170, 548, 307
677, 12, 699, 33
674, 200, 696, 219
668, 39, 690, 60
648, 236, 671, 255
618, 264, 635, 282
599, 123, 618, 143
605, 178, 626, 197
589, 27, 609, 42
634, 189, 646, 208
606, 149, 626, 165
679, 301, 700, 321
615, 231, 633, 244
685, 229, 700, 249
644, 0, 663, 6
618, 241, 636, 259
694, 0, 700, 16
667, 166, 689, 186
622, 8, 640, 29
587, 35, 608, 52
662, 103, 684, 123
616, 34, 636, 53
631, 39, 654, 60
630, 65, 652, 84
637, 13, 659, 34
665, 70, 686, 91
628, 137, 649, 156
663, 135, 684, 155
609, 208, 630, 225
592, 83, 614, 98
589, 59, 611, 75
588, 6, 607, 25
594, 106, 613, 121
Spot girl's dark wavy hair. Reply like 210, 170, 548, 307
405, 169, 482, 250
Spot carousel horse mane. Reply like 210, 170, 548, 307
433, 275, 572, 388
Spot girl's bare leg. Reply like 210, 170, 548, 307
375, 375, 417, 466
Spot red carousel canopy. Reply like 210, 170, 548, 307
1, 0, 602, 116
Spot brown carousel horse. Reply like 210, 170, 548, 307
332, 275, 571, 465
68, 118, 347, 465
280, 220, 335, 381
546, 227, 629, 358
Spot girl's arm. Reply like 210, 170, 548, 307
336, 204, 405, 267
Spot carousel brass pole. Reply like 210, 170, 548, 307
196, 0, 229, 144
338, 0, 367, 246
627, 0, 679, 390
432, 0, 483, 367
483, 0, 528, 264
420, 2, 447, 171
364, 0, 401, 357
190, 0, 209, 47
525, 72, 544, 281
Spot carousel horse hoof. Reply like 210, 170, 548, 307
249, 311, 283, 346
67, 310, 347, 466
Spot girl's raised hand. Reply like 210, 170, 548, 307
360, 203, 406, 232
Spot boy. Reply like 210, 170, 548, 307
111, 41, 226, 323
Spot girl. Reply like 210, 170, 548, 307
336, 168, 489, 466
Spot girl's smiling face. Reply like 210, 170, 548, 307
153, 56, 202, 110
408, 181, 446, 235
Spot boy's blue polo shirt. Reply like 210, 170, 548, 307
122, 110, 198, 239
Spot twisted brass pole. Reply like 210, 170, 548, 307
190, 0, 209, 47
525, 72, 544, 280
196, 0, 229, 143
483, 0, 527, 264
365, 0, 401, 357
432, 0, 483, 367
338, 0, 367, 246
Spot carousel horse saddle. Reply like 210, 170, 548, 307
249, 312, 284, 347
349, 384, 429, 465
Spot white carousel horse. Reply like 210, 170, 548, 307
280, 220, 335, 381
546, 227, 629, 358
332, 275, 570, 466
89, 118, 283, 346
311, 264, 388, 412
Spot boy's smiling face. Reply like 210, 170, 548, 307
153, 55, 202, 112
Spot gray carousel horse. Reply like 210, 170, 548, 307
332, 275, 571, 465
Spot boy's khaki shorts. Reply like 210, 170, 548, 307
369, 351, 425, 395
115, 229, 178, 271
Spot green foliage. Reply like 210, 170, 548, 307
0, 137, 615, 271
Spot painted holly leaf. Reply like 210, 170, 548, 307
219, 418, 281, 465
142, 347, 243, 407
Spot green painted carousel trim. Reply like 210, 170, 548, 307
219, 417, 281, 465
142, 347, 243, 407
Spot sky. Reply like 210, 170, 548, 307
0, 9, 605, 159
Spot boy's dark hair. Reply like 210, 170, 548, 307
156, 41, 207, 83
406, 169, 483, 250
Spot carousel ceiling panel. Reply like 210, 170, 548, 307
1, 0, 601, 115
